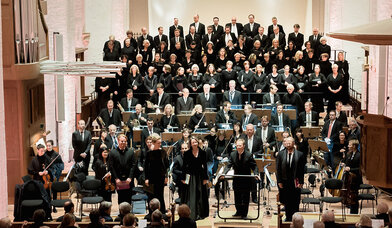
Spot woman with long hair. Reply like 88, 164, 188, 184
188, 105, 207, 131
159, 104, 180, 132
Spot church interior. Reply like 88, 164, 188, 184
1, 0, 392, 228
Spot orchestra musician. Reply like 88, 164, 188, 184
215, 101, 237, 124
72, 120, 92, 175
119, 89, 139, 112
28, 144, 51, 183
93, 147, 113, 202
159, 104, 180, 132
172, 142, 189, 201
189, 104, 208, 131
98, 100, 122, 129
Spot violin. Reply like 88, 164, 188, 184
42, 153, 61, 190
103, 172, 115, 191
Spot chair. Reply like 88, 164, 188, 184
51, 182, 71, 210
320, 178, 345, 221
79, 179, 104, 218
301, 174, 320, 212
358, 185, 378, 214
20, 181, 45, 221
359, 184, 373, 193
22, 175, 32, 183
131, 186, 148, 214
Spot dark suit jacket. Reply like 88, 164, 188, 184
253, 33, 270, 50
262, 93, 280, 104
185, 33, 202, 50
137, 35, 154, 50
270, 113, 291, 129
202, 33, 218, 48
269, 32, 286, 48
169, 25, 184, 40
99, 108, 122, 128
215, 109, 237, 124
298, 111, 319, 127
119, 97, 139, 111
170, 37, 186, 51
153, 34, 169, 48
241, 113, 259, 126
126, 112, 148, 128
196, 92, 217, 110
256, 127, 277, 149
223, 90, 242, 106
104, 134, 118, 150
267, 24, 285, 37
321, 120, 343, 143
309, 34, 322, 50
176, 97, 194, 114
190, 22, 206, 35
72, 130, 92, 163
288, 32, 304, 50
225, 23, 244, 36
211, 24, 224, 38
219, 33, 238, 48
149, 92, 171, 108
276, 149, 305, 185
244, 136, 263, 155
141, 127, 161, 149
223, 150, 259, 186
324, 110, 347, 126
243, 22, 260, 37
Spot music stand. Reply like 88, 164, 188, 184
308, 139, 329, 153
133, 129, 142, 143
253, 109, 272, 119
161, 132, 182, 144
217, 123, 233, 130
122, 112, 132, 123
147, 113, 163, 124
255, 158, 276, 173
283, 109, 297, 120
232, 109, 244, 120
300, 126, 320, 138
177, 114, 191, 127
205, 112, 217, 124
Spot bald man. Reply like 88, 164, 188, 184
72, 119, 92, 175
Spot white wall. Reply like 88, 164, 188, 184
148, 0, 312, 42
83, 0, 129, 94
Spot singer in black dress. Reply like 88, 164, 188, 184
181, 136, 209, 220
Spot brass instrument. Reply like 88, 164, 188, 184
117, 102, 125, 113
97, 116, 105, 128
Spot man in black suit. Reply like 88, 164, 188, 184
222, 138, 259, 218
243, 14, 260, 38
211, 17, 224, 39
128, 104, 148, 126
176, 88, 194, 114
185, 26, 202, 51
215, 101, 237, 124
99, 100, 122, 128
172, 142, 188, 200
72, 120, 92, 175
288, 24, 304, 51
110, 134, 137, 204
262, 85, 280, 104
309, 27, 322, 56
225, 17, 243, 39
267, 16, 285, 37
149, 83, 171, 110
321, 110, 342, 169
169, 18, 184, 40
223, 80, 242, 106
120, 89, 139, 112
253, 26, 270, 51
189, 14, 205, 36
202, 26, 218, 49
270, 103, 291, 129
170, 29, 186, 51
241, 104, 259, 127
196, 84, 217, 111
104, 124, 118, 150
270, 26, 286, 49
244, 124, 262, 156
276, 137, 305, 221
141, 118, 160, 149
219, 26, 238, 49
298, 101, 319, 127
324, 101, 347, 126
153, 26, 168, 49
137, 27, 154, 51
256, 116, 277, 150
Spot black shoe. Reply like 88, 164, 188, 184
232, 213, 241, 217
241, 215, 248, 219
53, 207, 57, 213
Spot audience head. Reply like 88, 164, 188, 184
119, 202, 132, 216
321, 210, 335, 223
149, 198, 161, 211
33, 209, 46, 225
178, 204, 191, 218
123, 213, 136, 227
313, 221, 325, 228
151, 209, 164, 225
64, 201, 74, 214
0, 217, 11, 228
291, 212, 304, 228
60, 213, 76, 228
357, 214, 372, 228
89, 209, 101, 224
99, 201, 112, 216
377, 202, 388, 214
